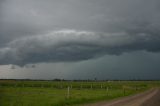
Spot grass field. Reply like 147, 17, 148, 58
0, 80, 160, 106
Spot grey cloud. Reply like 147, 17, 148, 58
0, 29, 160, 66
0, 0, 160, 66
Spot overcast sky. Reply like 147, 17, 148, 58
0, 0, 160, 80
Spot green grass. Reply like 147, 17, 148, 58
0, 80, 160, 106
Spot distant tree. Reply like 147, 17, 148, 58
94, 78, 97, 81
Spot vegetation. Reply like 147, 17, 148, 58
0, 80, 160, 106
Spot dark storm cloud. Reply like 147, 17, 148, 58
0, 0, 160, 66
0, 30, 160, 66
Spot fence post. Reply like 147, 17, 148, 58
106, 86, 109, 96
123, 88, 126, 96
81, 84, 83, 89
67, 86, 70, 99
91, 84, 92, 89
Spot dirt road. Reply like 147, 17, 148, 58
84, 88, 160, 106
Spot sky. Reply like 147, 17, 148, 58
0, 0, 160, 80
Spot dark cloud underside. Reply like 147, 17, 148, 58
0, 0, 160, 66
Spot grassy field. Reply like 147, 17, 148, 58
0, 80, 160, 106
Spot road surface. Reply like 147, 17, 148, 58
84, 88, 160, 106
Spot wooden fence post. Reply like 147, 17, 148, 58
67, 86, 70, 99
123, 88, 126, 96
81, 84, 83, 89
91, 84, 92, 89
106, 86, 109, 96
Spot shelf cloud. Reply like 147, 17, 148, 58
0, 0, 160, 66
0, 29, 160, 66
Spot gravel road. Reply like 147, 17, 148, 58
84, 88, 160, 106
